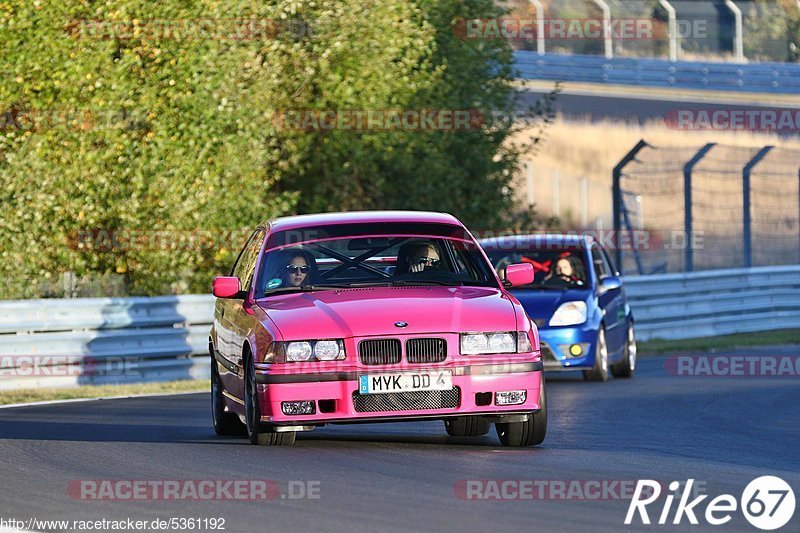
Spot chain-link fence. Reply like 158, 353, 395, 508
613, 140, 800, 274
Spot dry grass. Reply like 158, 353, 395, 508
510, 116, 800, 226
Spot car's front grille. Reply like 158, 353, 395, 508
541, 342, 559, 363
358, 339, 402, 365
352, 388, 461, 413
406, 338, 447, 363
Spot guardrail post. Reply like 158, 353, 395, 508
530, 0, 545, 56
658, 0, 679, 61
592, 0, 613, 59
725, 0, 745, 63
684, 143, 716, 272
742, 146, 773, 268
612, 139, 649, 271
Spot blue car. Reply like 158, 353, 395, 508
480, 234, 636, 381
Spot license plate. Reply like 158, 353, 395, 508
358, 370, 453, 395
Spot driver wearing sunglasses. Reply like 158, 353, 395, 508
408, 243, 441, 273
283, 252, 312, 287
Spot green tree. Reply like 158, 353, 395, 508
0, 0, 554, 298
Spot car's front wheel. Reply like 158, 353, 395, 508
496, 379, 547, 447
583, 327, 609, 382
445, 416, 491, 437
611, 323, 637, 378
245, 354, 296, 446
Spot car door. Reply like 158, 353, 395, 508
219, 229, 265, 399
591, 244, 625, 356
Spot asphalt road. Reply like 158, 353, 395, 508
1, 353, 798, 533
517, 89, 800, 125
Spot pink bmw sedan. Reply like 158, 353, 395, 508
209, 211, 546, 446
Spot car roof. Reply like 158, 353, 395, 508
264, 211, 464, 232
478, 233, 594, 249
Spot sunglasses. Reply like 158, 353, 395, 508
285, 265, 310, 274
414, 257, 440, 267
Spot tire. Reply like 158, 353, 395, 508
444, 416, 491, 437
611, 323, 637, 378
245, 353, 296, 446
583, 327, 609, 382
495, 379, 547, 447
211, 354, 245, 436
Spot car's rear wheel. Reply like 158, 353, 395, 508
445, 416, 491, 437
583, 327, 609, 382
245, 353, 296, 446
496, 379, 547, 447
211, 355, 245, 436
611, 323, 637, 378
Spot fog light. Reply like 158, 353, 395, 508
559, 343, 589, 358
281, 401, 316, 415
495, 390, 526, 406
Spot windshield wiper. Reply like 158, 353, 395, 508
391, 280, 466, 287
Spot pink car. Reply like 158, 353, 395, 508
210, 211, 546, 447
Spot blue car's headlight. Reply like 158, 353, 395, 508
549, 301, 587, 326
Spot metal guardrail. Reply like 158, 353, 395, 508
0, 295, 214, 391
514, 51, 800, 94
624, 265, 800, 340
1, 265, 798, 389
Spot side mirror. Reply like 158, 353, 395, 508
213, 276, 242, 298
599, 276, 621, 292
505, 263, 535, 288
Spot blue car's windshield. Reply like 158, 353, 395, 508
485, 249, 589, 290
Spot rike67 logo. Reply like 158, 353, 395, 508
626, 477, 795, 530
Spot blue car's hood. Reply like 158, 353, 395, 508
511, 288, 591, 326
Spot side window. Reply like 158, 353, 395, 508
232, 230, 265, 291
591, 245, 610, 280
601, 247, 619, 276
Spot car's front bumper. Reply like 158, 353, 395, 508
539, 326, 599, 370
255, 360, 543, 426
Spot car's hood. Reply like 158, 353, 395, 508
512, 288, 591, 324
257, 286, 517, 339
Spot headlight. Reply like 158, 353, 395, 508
549, 301, 587, 326
283, 340, 345, 362
314, 340, 343, 361
460, 332, 519, 355
286, 341, 313, 362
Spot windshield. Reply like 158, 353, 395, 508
485, 248, 589, 290
255, 235, 499, 297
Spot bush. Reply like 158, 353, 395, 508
0, 0, 552, 298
